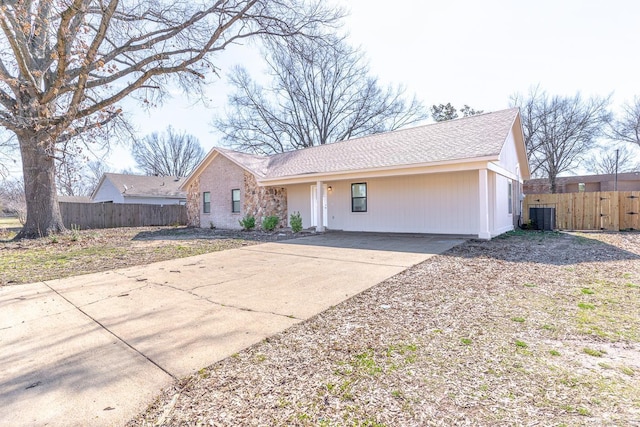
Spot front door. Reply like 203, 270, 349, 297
310, 184, 328, 227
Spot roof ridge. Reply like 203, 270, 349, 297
268, 107, 519, 158
200, 107, 521, 181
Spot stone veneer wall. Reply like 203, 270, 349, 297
243, 171, 288, 228
186, 176, 201, 227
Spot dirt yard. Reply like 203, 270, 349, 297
0, 226, 304, 286
128, 231, 640, 426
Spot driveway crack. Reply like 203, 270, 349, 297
238, 247, 411, 268
149, 280, 303, 321
42, 282, 176, 381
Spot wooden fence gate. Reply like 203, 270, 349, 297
523, 191, 640, 231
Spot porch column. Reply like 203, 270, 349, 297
315, 180, 325, 232
478, 169, 491, 239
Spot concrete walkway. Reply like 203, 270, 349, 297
0, 233, 466, 426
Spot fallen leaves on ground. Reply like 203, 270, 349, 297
129, 231, 640, 427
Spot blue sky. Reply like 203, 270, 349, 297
8, 0, 635, 176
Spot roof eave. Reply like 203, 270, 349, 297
257, 155, 500, 186
122, 194, 186, 199
511, 111, 531, 180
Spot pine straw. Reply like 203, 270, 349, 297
129, 231, 640, 426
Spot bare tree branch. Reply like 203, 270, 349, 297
216, 34, 428, 154
512, 88, 611, 192
585, 144, 639, 174
609, 97, 640, 148
132, 126, 205, 177
0, 0, 342, 237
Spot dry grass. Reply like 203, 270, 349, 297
0, 226, 293, 286
0, 216, 21, 227
129, 231, 640, 426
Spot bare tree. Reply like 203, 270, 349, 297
431, 103, 483, 122
0, 1, 341, 238
0, 177, 26, 224
0, 132, 17, 178
609, 98, 640, 147
511, 89, 611, 193
133, 127, 205, 177
56, 153, 109, 197
215, 35, 428, 154
86, 160, 109, 194
585, 144, 639, 174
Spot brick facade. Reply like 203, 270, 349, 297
199, 154, 245, 229
191, 153, 288, 230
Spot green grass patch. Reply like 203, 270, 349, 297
583, 347, 605, 357
511, 317, 526, 323
351, 349, 382, 375
619, 366, 635, 376
549, 349, 561, 356
581, 288, 595, 295
460, 338, 472, 345
574, 276, 640, 342
577, 407, 591, 416
515, 340, 528, 348
523, 283, 537, 288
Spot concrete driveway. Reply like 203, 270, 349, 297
0, 233, 466, 426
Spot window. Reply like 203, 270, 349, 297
578, 183, 586, 192
508, 181, 513, 214
231, 189, 240, 213
203, 192, 211, 214
351, 183, 367, 212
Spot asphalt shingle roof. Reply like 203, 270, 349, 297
188, 108, 522, 189
269, 108, 519, 178
215, 108, 519, 180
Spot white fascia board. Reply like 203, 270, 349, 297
487, 162, 520, 182
256, 156, 498, 186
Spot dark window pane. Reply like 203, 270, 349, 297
351, 183, 367, 212
203, 192, 211, 214
232, 189, 240, 213
352, 197, 367, 212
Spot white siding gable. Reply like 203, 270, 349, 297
498, 128, 522, 182
92, 178, 125, 203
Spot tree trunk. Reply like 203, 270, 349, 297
16, 134, 66, 238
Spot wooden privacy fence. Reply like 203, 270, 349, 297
523, 191, 640, 231
59, 202, 187, 229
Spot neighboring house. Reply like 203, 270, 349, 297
524, 172, 640, 194
92, 173, 186, 205
182, 108, 530, 239
58, 196, 92, 203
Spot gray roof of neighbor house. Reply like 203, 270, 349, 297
58, 195, 92, 203
186, 108, 526, 186
94, 173, 187, 199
